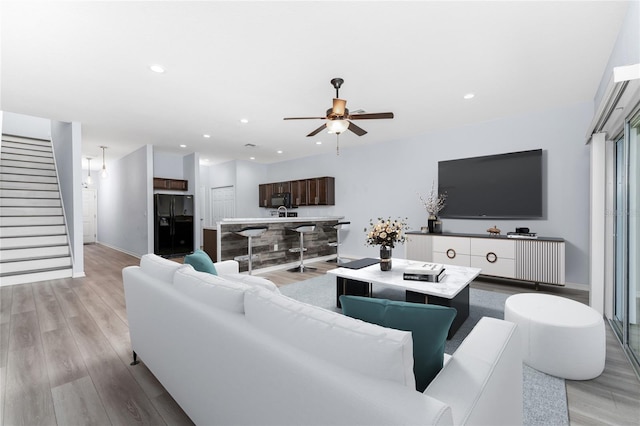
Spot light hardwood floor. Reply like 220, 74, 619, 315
0, 244, 638, 425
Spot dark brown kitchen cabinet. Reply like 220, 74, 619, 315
272, 181, 291, 194
258, 184, 274, 207
203, 229, 218, 261
308, 177, 335, 205
154, 177, 188, 191
290, 179, 309, 206
258, 176, 335, 207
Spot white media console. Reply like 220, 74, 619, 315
405, 232, 565, 287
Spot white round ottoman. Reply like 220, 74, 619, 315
504, 293, 605, 380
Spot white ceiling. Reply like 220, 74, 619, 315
0, 1, 630, 167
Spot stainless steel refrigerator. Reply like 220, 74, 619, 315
154, 194, 194, 256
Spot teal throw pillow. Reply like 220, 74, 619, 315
339, 295, 456, 392
184, 249, 217, 275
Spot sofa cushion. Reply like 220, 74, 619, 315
224, 273, 280, 293
244, 287, 416, 388
339, 295, 456, 392
184, 249, 217, 275
140, 253, 186, 283
174, 266, 249, 313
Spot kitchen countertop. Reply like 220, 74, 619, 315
203, 216, 344, 229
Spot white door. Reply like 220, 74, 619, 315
210, 186, 235, 226
82, 188, 97, 244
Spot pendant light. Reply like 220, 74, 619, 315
99, 146, 109, 179
86, 157, 93, 185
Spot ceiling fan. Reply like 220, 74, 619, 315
283, 78, 394, 138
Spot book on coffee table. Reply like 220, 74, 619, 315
403, 263, 446, 282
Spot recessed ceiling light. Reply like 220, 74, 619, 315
463, 93, 475, 100
202, 158, 209, 162
240, 118, 249, 124
277, 150, 283, 154
203, 134, 211, 138
316, 141, 322, 145
179, 144, 187, 148
250, 157, 256, 160
149, 64, 165, 73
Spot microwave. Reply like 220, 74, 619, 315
271, 192, 292, 208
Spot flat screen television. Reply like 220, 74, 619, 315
438, 149, 543, 219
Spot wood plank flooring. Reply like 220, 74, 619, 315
0, 244, 638, 425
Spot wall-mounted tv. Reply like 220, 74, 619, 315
438, 149, 543, 219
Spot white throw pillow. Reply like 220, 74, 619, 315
223, 273, 280, 293
174, 266, 249, 313
140, 253, 186, 283
244, 287, 416, 388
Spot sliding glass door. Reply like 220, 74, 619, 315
628, 112, 639, 366
613, 136, 625, 337
613, 108, 640, 371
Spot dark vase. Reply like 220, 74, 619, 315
428, 216, 438, 233
380, 246, 392, 271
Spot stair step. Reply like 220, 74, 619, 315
1, 146, 53, 158
1, 153, 54, 165
0, 235, 68, 249
0, 257, 72, 274
0, 166, 57, 177
2, 134, 51, 145
0, 181, 59, 191
0, 268, 73, 286
0, 189, 60, 199
0, 206, 63, 216
1, 141, 53, 153
0, 245, 70, 261
0, 216, 65, 226
0, 198, 61, 207
0, 159, 55, 170
0, 173, 58, 184
0, 225, 66, 237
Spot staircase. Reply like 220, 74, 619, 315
0, 134, 73, 286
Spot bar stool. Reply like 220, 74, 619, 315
328, 221, 350, 264
234, 226, 268, 275
288, 223, 316, 273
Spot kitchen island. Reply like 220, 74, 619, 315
204, 216, 344, 273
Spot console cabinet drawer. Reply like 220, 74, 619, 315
470, 255, 515, 278
433, 236, 470, 256
433, 251, 471, 267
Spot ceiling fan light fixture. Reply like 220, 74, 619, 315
326, 119, 349, 134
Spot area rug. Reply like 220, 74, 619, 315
279, 274, 569, 426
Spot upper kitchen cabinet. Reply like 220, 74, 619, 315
308, 177, 335, 205
154, 177, 188, 191
258, 183, 274, 208
272, 181, 291, 194
291, 179, 309, 206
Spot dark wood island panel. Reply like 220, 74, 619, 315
215, 217, 343, 273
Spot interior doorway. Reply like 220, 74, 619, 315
82, 188, 97, 244
210, 186, 236, 226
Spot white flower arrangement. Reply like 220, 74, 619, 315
419, 181, 447, 218
364, 217, 409, 249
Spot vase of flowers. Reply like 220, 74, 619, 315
419, 181, 447, 233
365, 217, 409, 271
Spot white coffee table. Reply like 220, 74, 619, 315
327, 259, 481, 338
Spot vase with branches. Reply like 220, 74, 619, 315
419, 181, 447, 233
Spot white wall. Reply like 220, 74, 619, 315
97, 145, 152, 257
51, 120, 84, 277
154, 150, 185, 180
2, 111, 51, 139
260, 102, 593, 286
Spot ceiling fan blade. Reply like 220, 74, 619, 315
349, 112, 394, 120
348, 121, 367, 136
332, 98, 347, 116
283, 116, 326, 120
306, 124, 327, 137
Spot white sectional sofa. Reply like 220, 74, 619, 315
123, 254, 523, 426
